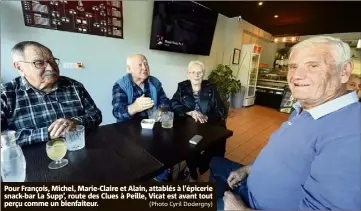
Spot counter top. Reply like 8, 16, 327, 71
257, 78, 288, 84
256, 85, 285, 91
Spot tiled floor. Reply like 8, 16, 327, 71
197, 105, 289, 182
225, 105, 290, 165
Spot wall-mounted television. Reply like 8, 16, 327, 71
149, 1, 218, 56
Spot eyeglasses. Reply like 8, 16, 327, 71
189, 71, 204, 76
18, 58, 60, 69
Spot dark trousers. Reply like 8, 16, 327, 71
186, 117, 227, 180
186, 138, 227, 180
209, 157, 250, 210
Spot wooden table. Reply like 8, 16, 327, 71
111, 117, 233, 168
22, 117, 233, 182
22, 128, 163, 182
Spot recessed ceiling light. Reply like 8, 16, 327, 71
274, 15, 279, 18
258, 2, 263, 6
274, 38, 279, 42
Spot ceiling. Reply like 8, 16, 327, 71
198, 1, 361, 37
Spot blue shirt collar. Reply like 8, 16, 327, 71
293, 91, 359, 120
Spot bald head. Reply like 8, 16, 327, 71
126, 54, 146, 67
126, 54, 150, 82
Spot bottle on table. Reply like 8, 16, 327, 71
1, 130, 26, 182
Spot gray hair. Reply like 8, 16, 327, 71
289, 36, 351, 70
11, 41, 52, 62
187, 60, 205, 73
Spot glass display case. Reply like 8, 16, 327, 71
235, 44, 262, 107
247, 54, 260, 98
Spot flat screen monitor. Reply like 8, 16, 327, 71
149, 1, 218, 56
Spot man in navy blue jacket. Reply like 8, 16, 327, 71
112, 54, 169, 122
112, 54, 170, 182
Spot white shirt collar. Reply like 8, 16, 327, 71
293, 91, 359, 120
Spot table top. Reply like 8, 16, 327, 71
22, 117, 232, 182
22, 127, 163, 182
107, 117, 233, 168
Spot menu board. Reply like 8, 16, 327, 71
21, 1, 123, 39
279, 86, 297, 114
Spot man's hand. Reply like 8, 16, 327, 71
227, 165, 252, 189
223, 191, 247, 210
48, 118, 77, 139
128, 94, 154, 115
186, 110, 208, 123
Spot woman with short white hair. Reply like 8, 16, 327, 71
172, 60, 226, 123
171, 60, 226, 182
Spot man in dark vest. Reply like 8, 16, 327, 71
112, 54, 170, 182
112, 54, 169, 122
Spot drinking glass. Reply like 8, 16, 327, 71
159, 104, 169, 112
158, 104, 169, 122
147, 107, 159, 120
66, 125, 85, 151
46, 138, 68, 169
1, 130, 16, 146
161, 111, 174, 128
1, 130, 26, 182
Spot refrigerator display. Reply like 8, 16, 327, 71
235, 44, 262, 107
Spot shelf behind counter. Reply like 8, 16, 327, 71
255, 78, 288, 110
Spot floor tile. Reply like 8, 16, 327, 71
226, 106, 289, 166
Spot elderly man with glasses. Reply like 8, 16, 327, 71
1, 41, 102, 146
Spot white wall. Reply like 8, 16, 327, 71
0, 1, 230, 125
0, 1, 282, 125
241, 20, 277, 68
218, 17, 277, 73
205, 17, 277, 75
197, 14, 229, 78
242, 33, 278, 68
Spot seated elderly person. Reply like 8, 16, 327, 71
171, 60, 226, 182
1, 41, 102, 146
112, 54, 169, 182
112, 54, 169, 122
210, 36, 361, 210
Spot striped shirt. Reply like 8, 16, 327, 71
1, 76, 102, 146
